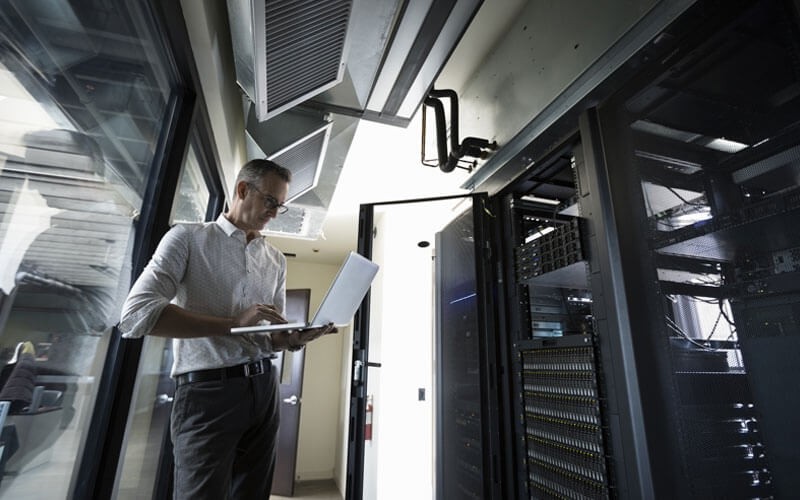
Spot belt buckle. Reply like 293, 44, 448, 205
244, 360, 264, 377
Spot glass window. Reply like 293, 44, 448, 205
169, 142, 211, 224
115, 136, 212, 499
0, 0, 178, 497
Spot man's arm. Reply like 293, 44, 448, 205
119, 225, 189, 339
149, 303, 289, 339
149, 304, 233, 338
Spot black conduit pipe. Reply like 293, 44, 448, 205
423, 97, 450, 171
428, 89, 460, 155
425, 89, 497, 173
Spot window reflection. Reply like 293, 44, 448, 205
0, 0, 176, 496
116, 136, 212, 499
170, 143, 211, 224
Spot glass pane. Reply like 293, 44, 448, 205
0, 0, 176, 497
116, 136, 211, 498
169, 143, 210, 224
361, 197, 472, 500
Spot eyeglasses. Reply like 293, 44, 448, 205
248, 183, 289, 214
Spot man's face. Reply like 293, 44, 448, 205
237, 171, 289, 234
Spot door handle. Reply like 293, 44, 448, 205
282, 395, 299, 405
156, 394, 174, 405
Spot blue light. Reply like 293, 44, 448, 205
449, 293, 476, 305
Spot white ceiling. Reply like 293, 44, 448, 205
270, 0, 527, 265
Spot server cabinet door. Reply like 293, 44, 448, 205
345, 193, 500, 500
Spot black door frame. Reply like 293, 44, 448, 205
344, 192, 503, 499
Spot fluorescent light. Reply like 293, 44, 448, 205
520, 195, 560, 206
705, 138, 748, 153
673, 209, 712, 224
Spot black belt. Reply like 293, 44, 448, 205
175, 359, 271, 386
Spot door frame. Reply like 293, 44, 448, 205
344, 192, 497, 499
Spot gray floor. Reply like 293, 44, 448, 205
272, 479, 342, 500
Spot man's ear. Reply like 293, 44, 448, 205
235, 180, 248, 200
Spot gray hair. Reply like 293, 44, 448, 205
235, 159, 292, 189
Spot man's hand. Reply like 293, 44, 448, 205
296, 323, 337, 344
272, 323, 337, 351
234, 303, 288, 328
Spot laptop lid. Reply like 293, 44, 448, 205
231, 251, 379, 334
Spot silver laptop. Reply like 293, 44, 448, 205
230, 251, 379, 334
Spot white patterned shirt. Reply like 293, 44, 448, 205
118, 214, 286, 376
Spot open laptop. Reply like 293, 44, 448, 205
230, 251, 379, 334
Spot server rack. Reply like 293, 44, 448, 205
498, 142, 621, 499
584, 0, 800, 496
411, 1, 800, 498
480, 2, 800, 499
435, 195, 507, 500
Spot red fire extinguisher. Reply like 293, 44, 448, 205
365, 395, 373, 441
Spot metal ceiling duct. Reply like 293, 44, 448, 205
244, 103, 360, 241
310, 0, 484, 127
244, 102, 332, 202
226, 0, 484, 239
226, 0, 353, 122
254, 112, 359, 240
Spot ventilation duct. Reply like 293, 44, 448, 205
309, 0, 484, 127
226, 0, 353, 122
244, 103, 358, 240
244, 102, 332, 202
256, 113, 359, 240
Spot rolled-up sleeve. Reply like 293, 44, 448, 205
118, 225, 189, 338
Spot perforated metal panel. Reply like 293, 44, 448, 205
268, 124, 330, 201
227, 0, 352, 121
264, 0, 351, 116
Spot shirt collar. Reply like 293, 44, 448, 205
216, 213, 241, 237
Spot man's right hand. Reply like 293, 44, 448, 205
234, 303, 288, 328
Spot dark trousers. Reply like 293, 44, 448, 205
170, 367, 279, 499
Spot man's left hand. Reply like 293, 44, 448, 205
272, 323, 337, 351
295, 323, 337, 344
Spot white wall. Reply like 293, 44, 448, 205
285, 260, 349, 482
179, 0, 247, 197
458, 0, 657, 150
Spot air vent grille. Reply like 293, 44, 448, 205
266, 205, 306, 235
264, 0, 352, 114
268, 123, 330, 201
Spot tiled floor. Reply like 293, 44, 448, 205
272, 479, 342, 500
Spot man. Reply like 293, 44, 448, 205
119, 159, 333, 499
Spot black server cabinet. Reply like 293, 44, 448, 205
583, 0, 800, 497
500, 143, 622, 499
414, 2, 800, 499
435, 196, 508, 500
488, 2, 800, 499
436, 209, 486, 499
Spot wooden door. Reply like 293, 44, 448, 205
271, 289, 310, 496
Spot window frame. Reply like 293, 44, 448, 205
70, 1, 225, 498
